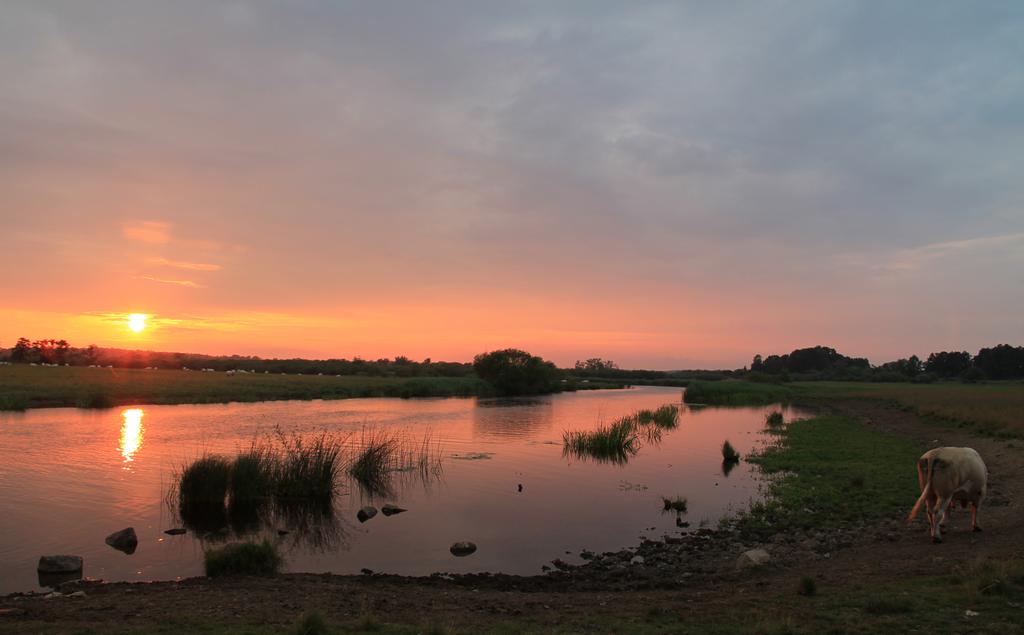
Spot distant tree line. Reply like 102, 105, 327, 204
0, 339, 475, 377
745, 344, 1024, 382
4, 338, 1020, 385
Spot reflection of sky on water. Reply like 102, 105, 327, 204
472, 396, 554, 439
0, 388, 811, 594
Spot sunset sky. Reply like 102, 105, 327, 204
2, 2, 1022, 368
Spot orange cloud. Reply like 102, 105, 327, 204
146, 257, 222, 271
134, 275, 204, 288
123, 221, 171, 244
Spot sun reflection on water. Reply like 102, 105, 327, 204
119, 408, 144, 467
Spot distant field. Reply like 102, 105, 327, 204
684, 379, 1024, 437
802, 381, 1024, 437
0, 365, 492, 410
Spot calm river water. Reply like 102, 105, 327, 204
0, 387, 806, 593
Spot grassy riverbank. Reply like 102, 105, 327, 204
0, 365, 620, 410
733, 414, 923, 537
684, 379, 1024, 437
0, 365, 491, 410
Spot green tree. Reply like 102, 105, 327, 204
473, 349, 560, 396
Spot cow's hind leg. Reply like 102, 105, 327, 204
932, 496, 953, 543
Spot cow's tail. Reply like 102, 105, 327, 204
907, 456, 935, 523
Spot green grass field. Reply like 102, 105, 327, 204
684, 379, 1024, 437
0, 364, 491, 410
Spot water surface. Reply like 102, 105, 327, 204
0, 387, 805, 593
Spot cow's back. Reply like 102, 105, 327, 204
929, 447, 987, 501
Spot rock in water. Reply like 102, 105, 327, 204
38, 555, 83, 574
735, 548, 771, 570
381, 504, 407, 516
105, 528, 138, 554
163, 528, 186, 536
450, 541, 477, 557
357, 506, 378, 523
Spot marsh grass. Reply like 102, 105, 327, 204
562, 416, 640, 464
637, 404, 679, 428
661, 496, 688, 513
229, 442, 277, 508
204, 540, 281, 577
178, 455, 232, 508
721, 440, 741, 463
348, 427, 444, 497
276, 431, 346, 504
765, 411, 784, 427
349, 428, 400, 494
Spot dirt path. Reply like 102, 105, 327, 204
3, 399, 1020, 632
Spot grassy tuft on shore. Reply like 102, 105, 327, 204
204, 540, 282, 577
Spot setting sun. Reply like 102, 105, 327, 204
127, 313, 148, 333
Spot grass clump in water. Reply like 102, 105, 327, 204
349, 428, 400, 494
661, 496, 688, 513
348, 428, 444, 497
562, 416, 640, 464
276, 431, 345, 504
229, 442, 277, 508
721, 440, 741, 463
637, 404, 680, 428
179, 455, 232, 508
204, 540, 281, 577
765, 411, 784, 427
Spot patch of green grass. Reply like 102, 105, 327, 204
684, 380, 795, 406
562, 416, 640, 464
733, 415, 923, 537
721, 440, 740, 463
204, 540, 282, 577
765, 411, 784, 427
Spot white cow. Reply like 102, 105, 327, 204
907, 447, 987, 542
